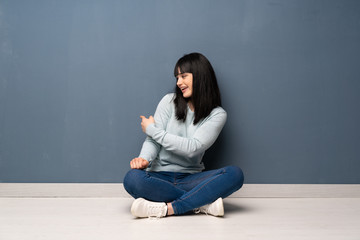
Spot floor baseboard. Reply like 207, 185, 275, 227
0, 183, 359, 198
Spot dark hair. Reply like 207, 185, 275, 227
173, 52, 222, 124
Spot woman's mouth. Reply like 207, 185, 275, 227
181, 87, 188, 93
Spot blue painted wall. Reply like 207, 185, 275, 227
1, 0, 359, 183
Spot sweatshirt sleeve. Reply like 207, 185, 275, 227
138, 94, 173, 162
138, 136, 160, 164
145, 109, 227, 158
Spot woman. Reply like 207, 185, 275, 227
124, 52, 244, 218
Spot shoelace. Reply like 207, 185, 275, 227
193, 206, 209, 215
147, 205, 164, 219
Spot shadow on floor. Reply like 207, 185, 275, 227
224, 200, 253, 214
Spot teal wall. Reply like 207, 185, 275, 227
1, 0, 359, 183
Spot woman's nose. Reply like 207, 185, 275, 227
177, 78, 182, 86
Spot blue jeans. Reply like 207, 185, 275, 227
123, 166, 244, 215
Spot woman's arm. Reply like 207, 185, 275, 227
137, 136, 160, 164
137, 94, 173, 163
145, 109, 227, 158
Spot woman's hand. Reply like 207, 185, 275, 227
140, 115, 155, 133
130, 157, 149, 169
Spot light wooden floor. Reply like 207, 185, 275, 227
1, 197, 359, 240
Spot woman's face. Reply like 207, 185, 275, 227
176, 70, 193, 98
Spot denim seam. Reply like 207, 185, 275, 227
177, 175, 218, 185
146, 172, 186, 192
176, 169, 225, 185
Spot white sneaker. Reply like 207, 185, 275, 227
131, 198, 167, 218
195, 198, 224, 217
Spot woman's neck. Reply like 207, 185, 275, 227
188, 102, 194, 112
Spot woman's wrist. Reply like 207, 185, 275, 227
145, 123, 156, 137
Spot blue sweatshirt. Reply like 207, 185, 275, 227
139, 93, 227, 173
